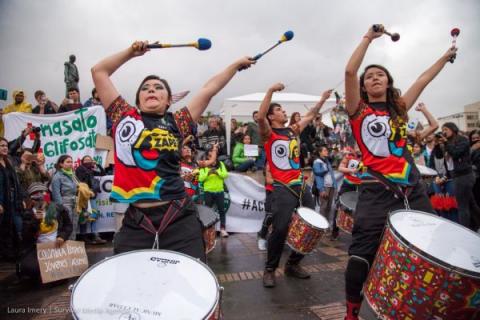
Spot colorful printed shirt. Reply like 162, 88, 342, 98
264, 127, 302, 186
349, 101, 419, 185
106, 96, 195, 203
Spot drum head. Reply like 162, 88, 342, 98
416, 164, 437, 177
71, 250, 219, 320
339, 192, 358, 211
389, 210, 480, 276
197, 205, 220, 228
297, 207, 329, 229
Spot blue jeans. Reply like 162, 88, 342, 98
255, 148, 266, 170
235, 159, 255, 172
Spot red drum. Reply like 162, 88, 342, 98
286, 207, 329, 254
364, 210, 480, 320
197, 205, 220, 254
336, 191, 358, 234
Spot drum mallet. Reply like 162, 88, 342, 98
372, 24, 400, 42
146, 38, 212, 50
449, 28, 460, 63
239, 30, 294, 71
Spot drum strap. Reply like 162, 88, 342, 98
130, 198, 189, 250
273, 180, 305, 206
366, 168, 412, 209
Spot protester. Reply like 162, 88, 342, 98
312, 146, 338, 239
442, 122, 480, 230
470, 130, 480, 215
342, 24, 456, 319
91, 40, 255, 259
258, 82, 332, 288
75, 155, 107, 244
199, 145, 229, 237
0, 137, 24, 261
51, 155, 78, 240
32, 90, 58, 114
232, 134, 257, 172
15, 148, 50, 201
17, 182, 72, 281
58, 88, 83, 113
180, 143, 199, 198
200, 117, 228, 156
246, 111, 265, 169
0, 90, 33, 137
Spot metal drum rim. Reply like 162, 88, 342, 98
70, 249, 221, 320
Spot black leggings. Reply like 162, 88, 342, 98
345, 181, 433, 302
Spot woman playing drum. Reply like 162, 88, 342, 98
343, 25, 457, 319
91, 40, 255, 261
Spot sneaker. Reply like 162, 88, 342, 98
262, 269, 276, 288
284, 264, 311, 279
257, 238, 267, 251
220, 229, 229, 238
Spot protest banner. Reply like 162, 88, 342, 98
37, 240, 89, 283
224, 172, 266, 232
3, 106, 107, 170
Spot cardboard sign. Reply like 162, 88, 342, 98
37, 240, 89, 283
244, 144, 258, 157
95, 134, 114, 166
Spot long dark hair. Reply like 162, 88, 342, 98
55, 155, 72, 171
0, 137, 12, 167
359, 64, 407, 126
289, 112, 300, 127
135, 75, 172, 108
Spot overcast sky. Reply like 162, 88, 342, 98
0, 0, 479, 119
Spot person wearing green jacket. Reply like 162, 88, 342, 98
199, 149, 229, 237
232, 134, 257, 172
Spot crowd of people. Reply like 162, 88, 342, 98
0, 25, 479, 320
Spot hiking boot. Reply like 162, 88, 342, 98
262, 269, 276, 288
284, 264, 311, 279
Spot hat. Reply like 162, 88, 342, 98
27, 182, 48, 195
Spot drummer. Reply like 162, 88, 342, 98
257, 82, 332, 288
343, 25, 456, 319
330, 147, 362, 239
91, 40, 255, 261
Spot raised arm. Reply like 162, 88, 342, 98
257, 83, 284, 143
344, 26, 385, 116
188, 57, 256, 122
91, 41, 150, 109
296, 89, 333, 133
415, 102, 439, 140
402, 47, 457, 110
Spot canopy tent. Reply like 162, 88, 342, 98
221, 92, 337, 154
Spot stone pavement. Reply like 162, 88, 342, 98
0, 232, 378, 319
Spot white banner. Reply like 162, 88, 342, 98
224, 172, 266, 233
93, 175, 117, 233
4, 106, 107, 171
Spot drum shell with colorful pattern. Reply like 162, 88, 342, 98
286, 207, 329, 254
336, 191, 358, 234
197, 205, 220, 254
364, 210, 480, 320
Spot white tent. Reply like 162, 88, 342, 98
221, 92, 337, 154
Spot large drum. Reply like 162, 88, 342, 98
336, 191, 358, 234
416, 164, 437, 189
71, 250, 222, 320
286, 207, 329, 254
364, 210, 480, 320
197, 205, 220, 254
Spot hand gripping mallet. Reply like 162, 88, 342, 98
372, 24, 400, 42
146, 38, 212, 50
449, 28, 460, 63
239, 30, 294, 71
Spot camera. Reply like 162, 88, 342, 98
32, 126, 41, 133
